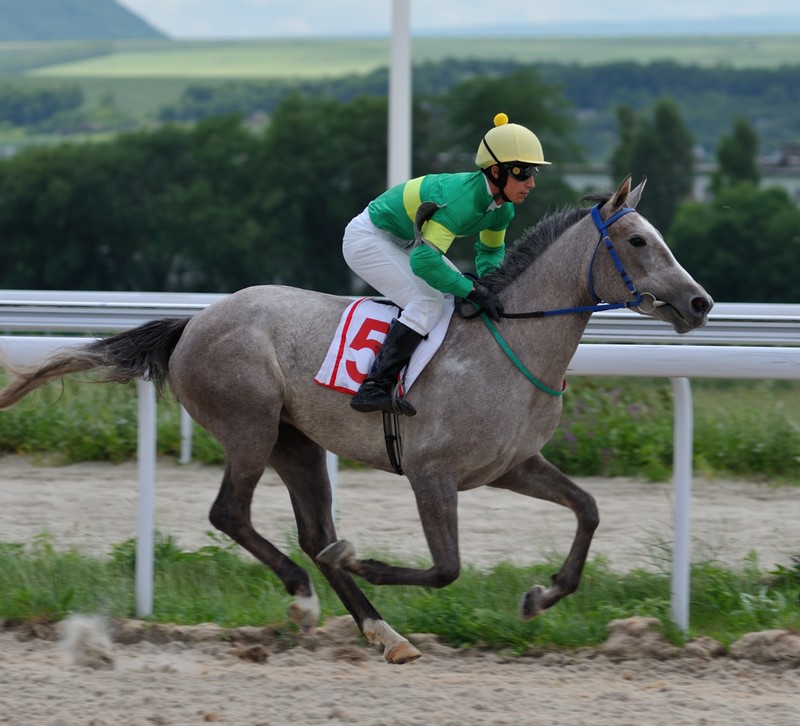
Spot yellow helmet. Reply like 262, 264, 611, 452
475, 112, 550, 168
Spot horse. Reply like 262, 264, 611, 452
0, 176, 712, 663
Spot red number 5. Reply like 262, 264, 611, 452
346, 317, 390, 384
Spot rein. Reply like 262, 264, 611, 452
480, 315, 567, 397
463, 204, 649, 397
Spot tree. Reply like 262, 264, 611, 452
669, 184, 800, 302
610, 99, 694, 234
253, 93, 391, 294
0, 81, 83, 126
441, 67, 581, 165
609, 105, 637, 183
0, 98, 411, 295
0, 116, 266, 292
711, 116, 760, 192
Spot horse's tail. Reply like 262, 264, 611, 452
0, 317, 190, 409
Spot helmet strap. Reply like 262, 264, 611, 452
480, 135, 512, 203
482, 166, 511, 203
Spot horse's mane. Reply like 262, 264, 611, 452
483, 192, 613, 292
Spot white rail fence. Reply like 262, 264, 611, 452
1, 291, 799, 630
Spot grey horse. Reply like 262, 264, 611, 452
0, 177, 713, 663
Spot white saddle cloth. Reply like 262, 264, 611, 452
314, 297, 454, 395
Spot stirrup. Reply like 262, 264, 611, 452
390, 383, 416, 417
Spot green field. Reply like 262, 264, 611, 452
4, 33, 795, 128
1, 34, 798, 155
18, 35, 800, 81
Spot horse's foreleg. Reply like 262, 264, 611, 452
488, 453, 599, 618
271, 425, 421, 664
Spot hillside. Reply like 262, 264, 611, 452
0, 0, 165, 41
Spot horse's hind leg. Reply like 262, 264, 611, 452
208, 449, 320, 633
317, 473, 462, 590
270, 424, 421, 664
488, 453, 599, 618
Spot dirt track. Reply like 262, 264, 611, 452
1, 456, 799, 725
1, 455, 798, 572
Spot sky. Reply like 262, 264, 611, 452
115, 0, 800, 39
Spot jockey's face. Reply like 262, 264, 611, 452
504, 171, 536, 204
487, 164, 536, 205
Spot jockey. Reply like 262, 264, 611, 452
343, 112, 549, 416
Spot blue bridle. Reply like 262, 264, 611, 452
586, 204, 643, 312
494, 204, 647, 319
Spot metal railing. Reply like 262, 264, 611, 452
2, 290, 799, 345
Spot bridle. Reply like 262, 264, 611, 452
460, 204, 666, 320
458, 204, 667, 397
587, 205, 643, 311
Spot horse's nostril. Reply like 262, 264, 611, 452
692, 297, 709, 313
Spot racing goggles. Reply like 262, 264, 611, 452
505, 163, 539, 181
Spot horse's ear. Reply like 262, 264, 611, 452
609, 175, 632, 209
626, 177, 647, 209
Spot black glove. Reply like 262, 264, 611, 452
467, 282, 504, 322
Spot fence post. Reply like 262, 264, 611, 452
135, 379, 157, 617
179, 406, 193, 464
670, 377, 693, 632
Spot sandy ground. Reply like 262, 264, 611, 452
1, 455, 799, 725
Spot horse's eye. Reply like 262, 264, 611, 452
629, 235, 646, 247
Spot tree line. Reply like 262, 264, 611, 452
0, 81, 83, 127
0, 66, 797, 302
0, 68, 580, 295
156, 59, 800, 160
2, 58, 798, 162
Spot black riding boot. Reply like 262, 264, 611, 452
350, 319, 424, 416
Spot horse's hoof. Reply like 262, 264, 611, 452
316, 539, 356, 567
384, 640, 422, 664
518, 584, 547, 621
288, 591, 320, 634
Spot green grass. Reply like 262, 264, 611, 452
48, 76, 197, 116
0, 39, 113, 74
0, 75, 199, 152
27, 39, 393, 80
0, 375, 225, 464
1, 374, 799, 482
18, 35, 800, 82
547, 377, 800, 483
1, 533, 797, 652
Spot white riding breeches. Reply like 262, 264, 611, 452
342, 207, 459, 337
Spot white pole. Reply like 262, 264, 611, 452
179, 406, 193, 464
135, 379, 157, 617
388, 0, 411, 187
326, 450, 339, 519
670, 377, 693, 632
